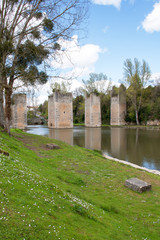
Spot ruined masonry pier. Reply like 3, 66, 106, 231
11, 94, 27, 129
48, 91, 73, 128
110, 86, 126, 126
85, 93, 101, 127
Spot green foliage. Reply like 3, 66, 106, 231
73, 95, 85, 123
72, 204, 88, 216
0, 28, 14, 56
83, 72, 111, 95
101, 93, 111, 124
17, 40, 49, 66
124, 58, 151, 125
27, 110, 35, 119
100, 205, 119, 214
125, 84, 160, 124
111, 86, 119, 97
38, 100, 48, 119
151, 98, 160, 120
33, 11, 43, 20
53, 43, 61, 50
51, 81, 71, 94
43, 18, 54, 32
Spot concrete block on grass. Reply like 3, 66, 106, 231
125, 178, 152, 193
46, 144, 60, 150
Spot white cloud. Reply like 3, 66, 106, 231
150, 72, 160, 85
141, 2, 160, 33
51, 35, 104, 77
14, 35, 106, 104
35, 78, 84, 104
91, 0, 122, 8
36, 34, 105, 104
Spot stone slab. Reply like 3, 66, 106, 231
125, 178, 152, 193
46, 143, 60, 150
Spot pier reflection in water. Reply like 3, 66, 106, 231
48, 127, 102, 151
26, 125, 160, 171
85, 128, 101, 151
110, 127, 127, 160
49, 128, 73, 145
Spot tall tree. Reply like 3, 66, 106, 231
0, 0, 88, 132
51, 80, 72, 94
124, 58, 151, 125
82, 73, 111, 95
82, 73, 112, 124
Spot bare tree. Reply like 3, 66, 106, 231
0, 0, 89, 132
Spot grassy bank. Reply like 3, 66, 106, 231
0, 130, 160, 240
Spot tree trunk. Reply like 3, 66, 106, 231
135, 109, 139, 125
0, 87, 4, 128
4, 87, 12, 134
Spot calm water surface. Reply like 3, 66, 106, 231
26, 125, 160, 171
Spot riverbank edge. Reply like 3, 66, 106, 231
74, 124, 160, 129
103, 153, 160, 176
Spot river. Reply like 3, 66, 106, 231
26, 125, 160, 171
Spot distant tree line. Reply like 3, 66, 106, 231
126, 84, 160, 124
38, 67, 160, 125
72, 84, 160, 125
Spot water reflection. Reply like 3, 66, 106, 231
110, 128, 127, 160
49, 128, 73, 145
26, 125, 160, 171
108, 127, 160, 171
85, 128, 101, 150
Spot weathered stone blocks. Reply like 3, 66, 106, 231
46, 143, 60, 149
11, 94, 27, 129
48, 91, 73, 128
110, 85, 126, 126
125, 178, 152, 193
85, 93, 101, 127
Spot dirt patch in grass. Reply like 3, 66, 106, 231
12, 132, 60, 158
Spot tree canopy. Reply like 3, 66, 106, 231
0, 0, 89, 132
82, 73, 111, 95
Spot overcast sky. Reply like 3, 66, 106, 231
35, 0, 160, 104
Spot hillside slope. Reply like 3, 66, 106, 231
0, 130, 160, 239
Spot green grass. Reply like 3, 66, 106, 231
73, 123, 85, 126
0, 129, 160, 239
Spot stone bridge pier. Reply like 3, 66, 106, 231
48, 91, 73, 128
110, 85, 126, 125
85, 93, 101, 127
11, 94, 27, 129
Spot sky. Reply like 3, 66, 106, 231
33, 0, 160, 104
